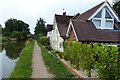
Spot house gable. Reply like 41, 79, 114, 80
88, 1, 120, 22
65, 25, 77, 41
66, 21, 79, 41
88, 1, 120, 30
73, 1, 120, 30
55, 14, 73, 37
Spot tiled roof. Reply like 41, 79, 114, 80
72, 20, 120, 42
53, 1, 120, 43
47, 24, 53, 31
55, 14, 73, 36
72, 13, 80, 19
75, 2, 104, 21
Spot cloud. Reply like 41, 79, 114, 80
0, 0, 113, 33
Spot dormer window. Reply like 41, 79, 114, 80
92, 7, 114, 30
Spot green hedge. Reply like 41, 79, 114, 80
9, 40, 34, 78
39, 36, 49, 46
63, 41, 120, 79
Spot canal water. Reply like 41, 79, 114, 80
0, 41, 25, 78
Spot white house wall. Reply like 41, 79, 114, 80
49, 17, 64, 52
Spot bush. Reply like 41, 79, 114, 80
2, 37, 11, 42
46, 45, 51, 50
40, 36, 49, 46
52, 50, 63, 58
63, 41, 120, 79
27, 38, 33, 41
36, 33, 44, 39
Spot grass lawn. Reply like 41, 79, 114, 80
38, 42, 75, 78
9, 40, 34, 78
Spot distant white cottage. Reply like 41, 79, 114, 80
47, 1, 120, 52
47, 24, 53, 37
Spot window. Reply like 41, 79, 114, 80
92, 8, 114, 29
105, 20, 113, 28
94, 10, 102, 18
93, 19, 101, 28
105, 10, 112, 19
60, 43, 62, 48
105, 10, 114, 29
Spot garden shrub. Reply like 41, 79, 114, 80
27, 38, 33, 41
63, 41, 120, 79
36, 33, 44, 40
46, 45, 51, 50
40, 36, 49, 46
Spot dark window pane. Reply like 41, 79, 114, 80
105, 10, 112, 19
94, 10, 102, 18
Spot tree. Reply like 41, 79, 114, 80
11, 31, 21, 40
34, 18, 47, 36
113, 1, 120, 17
3, 18, 30, 40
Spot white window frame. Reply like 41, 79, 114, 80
92, 18, 102, 29
89, 2, 120, 22
92, 7, 114, 29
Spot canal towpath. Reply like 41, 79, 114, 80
31, 41, 52, 78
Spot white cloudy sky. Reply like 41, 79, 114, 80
0, 0, 113, 34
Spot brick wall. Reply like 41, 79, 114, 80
65, 26, 77, 41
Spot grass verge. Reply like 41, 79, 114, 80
9, 40, 34, 78
38, 42, 75, 78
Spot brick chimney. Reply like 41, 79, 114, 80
63, 12, 66, 15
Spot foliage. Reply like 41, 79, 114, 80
113, 1, 120, 17
63, 41, 120, 79
3, 18, 30, 40
38, 42, 76, 78
46, 45, 52, 50
39, 36, 51, 50
34, 18, 47, 36
93, 44, 120, 80
11, 31, 21, 40
52, 50, 64, 59
36, 33, 44, 40
27, 38, 33, 41
40, 36, 49, 46
9, 40, 34, 78
2, 37, 11, 42
0, 24, 2, 42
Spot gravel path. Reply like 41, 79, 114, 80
31, 41, 52, 78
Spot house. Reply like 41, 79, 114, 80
47, 24, 53, 37
48, 1, 120, 52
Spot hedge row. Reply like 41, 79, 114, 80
62, 41, 120, 80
